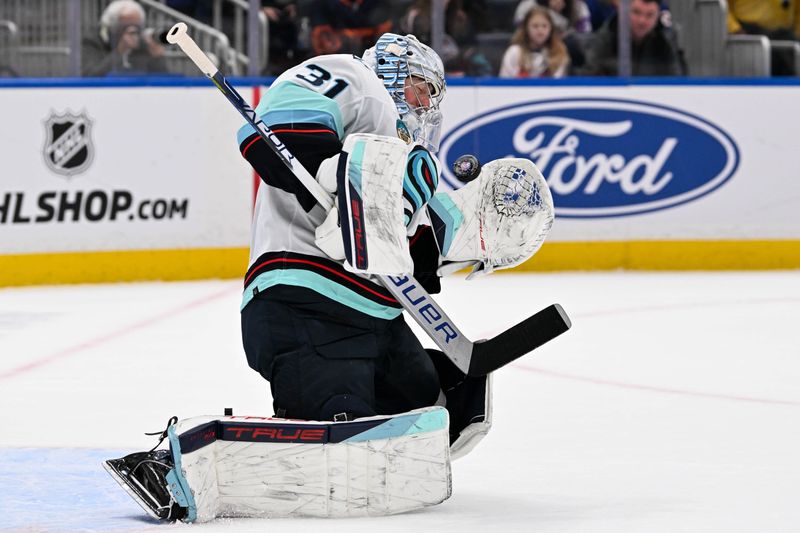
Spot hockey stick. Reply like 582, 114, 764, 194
166, 23, 571, 376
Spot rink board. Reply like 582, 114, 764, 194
1, 78, 799, 286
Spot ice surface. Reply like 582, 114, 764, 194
1, 272, 799, 532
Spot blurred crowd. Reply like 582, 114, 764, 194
2, 0, 800, 78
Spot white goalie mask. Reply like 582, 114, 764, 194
363, 33, 446, 152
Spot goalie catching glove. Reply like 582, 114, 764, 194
427, 158, 554, 278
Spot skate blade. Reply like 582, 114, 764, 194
103, 459, 164, 521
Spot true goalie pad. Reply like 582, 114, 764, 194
427, 158, 554, 278
106, 407, 452, 523
315, 133, 414, 276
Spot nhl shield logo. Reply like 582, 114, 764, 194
43, 111, 94, 177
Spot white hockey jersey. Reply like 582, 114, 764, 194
237, 54, 412, 319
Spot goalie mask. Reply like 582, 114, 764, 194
363, 33, 446, 152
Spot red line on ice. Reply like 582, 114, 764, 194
493, 296, 800, 407
0, 286, 236, 382
514, 365, 800, 406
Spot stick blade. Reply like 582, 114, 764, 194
466, 303, 571, 376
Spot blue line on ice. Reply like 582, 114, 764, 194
0, 448, 158, 532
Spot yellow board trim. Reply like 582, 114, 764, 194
1, 240, 799, 287
0, 248, 249, 287
517, 240, 800, 271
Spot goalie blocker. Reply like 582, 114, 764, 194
314, 132, 439, 276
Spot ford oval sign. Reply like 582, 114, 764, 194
440, 98, 740, 218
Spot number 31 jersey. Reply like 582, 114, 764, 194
237, 54, 408, 319
270, 54, 400, 140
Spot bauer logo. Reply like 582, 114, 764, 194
439, 98, 740, 217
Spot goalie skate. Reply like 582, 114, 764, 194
103, 449, 186, 521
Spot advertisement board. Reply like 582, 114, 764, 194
0, 83, 253, 285
438, 81, 800, 269
441, 83, 799, 239
1, 79, 798, 285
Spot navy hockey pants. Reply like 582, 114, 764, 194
241, 285, 441, 421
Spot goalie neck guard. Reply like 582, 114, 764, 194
363, 33, 446, 152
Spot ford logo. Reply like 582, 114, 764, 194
440, 98, 740, 218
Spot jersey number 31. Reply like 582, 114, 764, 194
296, 64, 349, 99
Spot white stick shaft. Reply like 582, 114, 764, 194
166, 23, 218, 77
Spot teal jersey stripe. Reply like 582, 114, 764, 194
236, 82, 344, 144
259, 82, 344, 137
428, 193, 463, 256
241, 270, 403, 320
344, 408, 448, 443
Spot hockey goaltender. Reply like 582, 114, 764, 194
104, 29, 570, 522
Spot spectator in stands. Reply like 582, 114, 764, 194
582, 0, 685, 76
309, 0, 392, 56
499, 6, 570, 77
400, 0, 493, 76
262, 1, 302, 75
583, 0, 670, 35
514, 0, 591, 72
82, 0, 169, 77
727, 0, 800, 75
514, 0, 592, 34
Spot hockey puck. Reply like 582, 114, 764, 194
453, 154, 481, 183
224, 407, 233, 416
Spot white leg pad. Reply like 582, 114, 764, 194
166, 407, 452, 522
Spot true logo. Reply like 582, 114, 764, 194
43, 110, 94, 177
